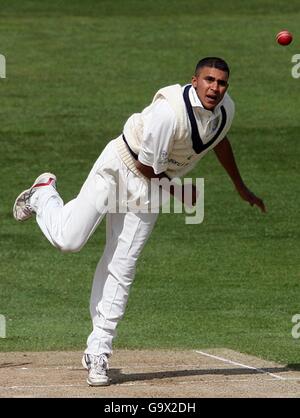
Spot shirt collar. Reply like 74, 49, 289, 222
188, 85, 224, 114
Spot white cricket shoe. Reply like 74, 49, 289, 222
82, 354, 110, 387
13, 173, 57, 221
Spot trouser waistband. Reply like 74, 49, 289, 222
115, 135, 145, 179
122, 134, 138, 160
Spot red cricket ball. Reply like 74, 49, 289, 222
276, 30, 293, 46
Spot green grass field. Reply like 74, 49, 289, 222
1, 0, 300, 365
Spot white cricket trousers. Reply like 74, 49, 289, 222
31, 138, 158, 356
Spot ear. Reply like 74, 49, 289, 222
191, 76, 198, 88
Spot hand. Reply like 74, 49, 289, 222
237, 184, 266, 213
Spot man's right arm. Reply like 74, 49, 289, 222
135, 160, 170, 180
135, 160, 198, 206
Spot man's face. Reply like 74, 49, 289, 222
191, 66, 229, 110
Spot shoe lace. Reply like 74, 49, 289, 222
23, 204, 33, 215
92, 355, 109, 374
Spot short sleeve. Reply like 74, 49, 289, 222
219, 94, 235, 140
138, 99, 176, 175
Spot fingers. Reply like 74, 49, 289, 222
258, 201, 267, 213
251, 197, 267, 213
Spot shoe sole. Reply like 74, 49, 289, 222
13, 188, 32, 221
13, 172, 56, 222
86, 377, 110, 387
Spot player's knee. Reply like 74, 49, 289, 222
59, 239, 83, 253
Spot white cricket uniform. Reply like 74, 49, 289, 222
30, 85, 234, 356
137, 87, 226, 175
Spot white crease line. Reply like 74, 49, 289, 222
2, 378, 300, 392
3, 376, 300, 392
195, 350, 286, 381
0, 384, 87, 390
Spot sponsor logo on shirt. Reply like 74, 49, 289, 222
168, 158, 189, 167
158, 150, 169, 165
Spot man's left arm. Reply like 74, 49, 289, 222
214, 136, 266, 213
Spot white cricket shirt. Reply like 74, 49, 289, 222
123, 85, 234, 176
